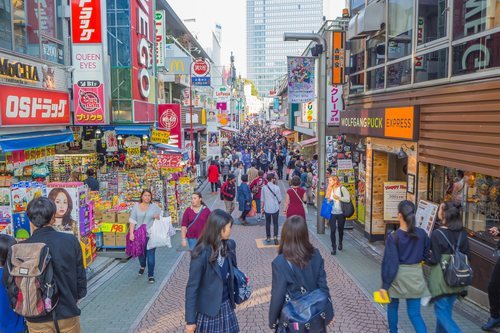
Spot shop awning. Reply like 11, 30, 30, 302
0, 129, 74, 152
114, 125, 151, 136
282, 130, 295, 136
219, 126, 239, 133
154, 144, 183, 153
297, 137, 318, 147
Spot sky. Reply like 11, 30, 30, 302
167, 0, 346, 79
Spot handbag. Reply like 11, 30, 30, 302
278, 261, 334, 332
291, 188, 308, 216
320, 198, 333, 220
339, 187, 354, 218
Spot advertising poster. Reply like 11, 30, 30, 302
74, 83, 105, 125
357, 160, 366, 224
46, 186, 81, 236
207, 131, 221, 157
207, 108, 218, 132
383, 182, 407, 221
301, 101, 317, 123
158, 104, 182, 148
327, 84, 343, 126
287, 56, 315, 103
155, 10, 166, 67
336, 160, 357, 222
415, 200, 439, 235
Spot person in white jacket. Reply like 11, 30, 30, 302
261, 174, 282, 245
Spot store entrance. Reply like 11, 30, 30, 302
388, 153, 408, 182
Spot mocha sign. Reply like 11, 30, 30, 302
339, 106, 419, 141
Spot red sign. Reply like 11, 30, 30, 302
158, 104, 182, 148
74, 83, 105, 125
157, 154, 182, 168
0, 85, 70, 126
192, 59, 210, 76
131, 0, 154, 103
71, 0, 102, 43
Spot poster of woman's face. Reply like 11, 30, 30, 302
48, 188, 76, 234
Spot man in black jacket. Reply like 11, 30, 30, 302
4, 197, 87, 332
221, 174, 237, 215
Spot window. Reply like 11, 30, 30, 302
367, 66, 385, 90
349, 72, 365, 94
13, 0, 40, 57
453, 0, 500, 41
351, 0, 365, 13
0, 0, 12, 50
452, 31, 500, 76
388, 0, 413, 59
414, 48, 448, 82
417, 0, 447, 45
349, 38, 365, 72
367, 34, 385, 67
38, 0, 57, 38
387, 58, 411, 87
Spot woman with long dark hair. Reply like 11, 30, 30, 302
379, 200, 430, 333
185, 209, 240, 333
128, 189, 162, 283
181, 192, 211, 249
48, 188, 78, 236
269, 216, 332, 332
428, 201, 470, 333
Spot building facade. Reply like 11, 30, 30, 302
246, 0, 324, 97
342, 0, 500, 307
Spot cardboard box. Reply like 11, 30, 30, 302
116, 211, 130, 224
115, 233, 127, 247
102, 232, 116, 247
94, 210, 103, 221
101, 211, 116, 223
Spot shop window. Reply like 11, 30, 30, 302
367, 34, 386, 67
388, 0, 413, 59
452, 31, 500, 76
0, 0, 13, 50
417, 0, 447, 45
430, 166, 499, 247
387, 58, 412, 87
38, 0, 56, 38
349, 72, 365, 94
414, 48, 448, 82
13, 0, 40, 57
349, 38, 365, 72
367, 66, 384, 90
41, 38, 64, 64
453, 0, 500, 41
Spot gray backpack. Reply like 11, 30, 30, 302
437, 230, 473, 287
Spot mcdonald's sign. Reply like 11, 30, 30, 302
166, 57, 190, 74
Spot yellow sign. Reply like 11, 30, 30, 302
179, 177, 191, 184
151, 129, 170, 144
100, 223, 128, 233
127, 147, 141, 155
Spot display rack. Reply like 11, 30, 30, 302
48, 153, 98, 182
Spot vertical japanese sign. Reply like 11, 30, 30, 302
155, 10, 166, 67
332, 31, 345, 85
327, 84, 343, 126
71, 0, 106, 125
301, 101, 317, 123
158, 104, 182, 148
287, 56, 315, 103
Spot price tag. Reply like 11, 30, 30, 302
127, 147, 141, 155
101, 223, 128, 233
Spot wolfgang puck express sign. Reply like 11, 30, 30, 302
340, 107, 419, 141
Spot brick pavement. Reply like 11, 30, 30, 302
133, 182, 389, 333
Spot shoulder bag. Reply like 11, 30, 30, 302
277, 260, 334, 332
227, 248, 252, 304
266, 184, 281, 205
291, 188, 308, 216
339, 186, 354, 218
187, 207, 204, 232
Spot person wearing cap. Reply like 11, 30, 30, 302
221, 174, 237, 215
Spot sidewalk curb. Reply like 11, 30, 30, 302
127, 251, 186, 333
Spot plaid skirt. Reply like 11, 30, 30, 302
196, 299, 239, 333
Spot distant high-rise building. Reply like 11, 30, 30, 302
247, 0, 324, 97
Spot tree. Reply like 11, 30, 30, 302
238, 78, 259, 97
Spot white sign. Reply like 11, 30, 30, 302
327, 84, 343, 126
337, 159, 353, 170
155, 11, 166, 67
416, 200, 439, 235
383, 182, 407, 221
301, 100, 317, 123
72, 46, 104, 73
214, 86, 231, 101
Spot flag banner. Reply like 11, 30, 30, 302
287, 56, 316, 103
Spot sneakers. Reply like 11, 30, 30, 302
265, 237, 271, 243
274, 237, 279, 245
331, 250, 337, 255
482, 317, 500, 331
148, 277, 155, 284
138, 268, 145, 276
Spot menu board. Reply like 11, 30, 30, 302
383, 182, 407, 221
415, 200, 439, 235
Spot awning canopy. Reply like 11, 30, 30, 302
297, 137, 318, 147
219, 126, 239, 133
282, 130, 295, 136
154, 144, 183, 154
0, 129, 74, 152
114, 125, 151, 136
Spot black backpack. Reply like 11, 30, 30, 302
436, 229, 473, 287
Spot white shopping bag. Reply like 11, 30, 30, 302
147, 217, 172, 250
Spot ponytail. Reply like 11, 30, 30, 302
398, 200, 418, 239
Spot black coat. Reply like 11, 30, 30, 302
2, 226, 87, 322
185, 239, 237, 324
269, 249, 330, 329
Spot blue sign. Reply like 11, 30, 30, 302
192, 77, 211, 86
274, 98, 279, 110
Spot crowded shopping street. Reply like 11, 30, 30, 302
0, 0, 499, 332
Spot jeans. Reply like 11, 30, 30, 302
265, 212, 279, 238
224, 200, 235, 215
434, 295, 461, 333
277, 165, 283, 179
387, 298, 427, 333
138, 237, 156, 277
187, 238, 197, 249
329, 214, 346, 248
488, 258, 500, 318
254, 198, 261, 213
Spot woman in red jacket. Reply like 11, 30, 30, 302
208, 160, 220, 194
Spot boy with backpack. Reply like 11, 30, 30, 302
3, 197, 87, 333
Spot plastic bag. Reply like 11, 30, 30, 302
147, 217, 172, 250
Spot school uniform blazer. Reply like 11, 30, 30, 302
185, 239, 237, 325
269, 249, 330, 329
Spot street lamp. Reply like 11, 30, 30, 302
284, 32, 327, 235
